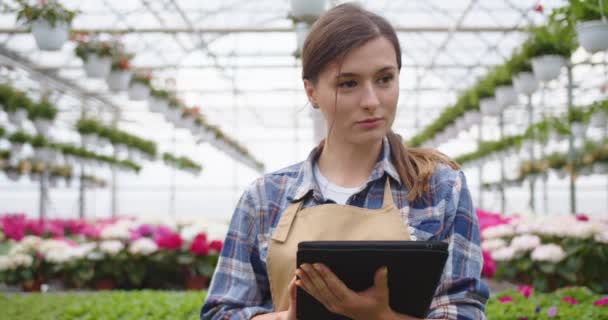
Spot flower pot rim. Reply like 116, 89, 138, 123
575, 19, 608, 29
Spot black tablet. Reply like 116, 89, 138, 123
296, 240, 448, 320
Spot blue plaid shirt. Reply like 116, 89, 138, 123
201, 138, 489, 320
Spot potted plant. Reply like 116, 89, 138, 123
289, 0, 326, 22
148, 88, 170, 113
555, 0, 608, 52
28, 99, 57, 135
523, 24, 576, 82
128, 72, 152, 101
76, 119, 100, 147
5, 90, 32, 126
74, 37, 114, 78
179, 233, 220, 290
12, 0, 77, 51
508, 50, 539, 95
106, 55, 133, 91
493, 65, 518, 108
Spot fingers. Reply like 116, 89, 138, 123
373, 266, 389, 292
297, 264, 340, 305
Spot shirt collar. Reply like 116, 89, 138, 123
288, 136, 402, 203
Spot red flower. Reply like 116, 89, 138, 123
561, 296, 577, 305
189, 235, 210, 256
209, 240, 223, 254
499, 296, 513, 304
155, 232, 183, 250
575, 214, 589, 221
118, 59, 130, 70
482, 250, 495, 278
534, 3, 543, 13
594, 297, 608, 306
517, 285, 533, 298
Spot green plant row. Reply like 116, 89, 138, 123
406, 0, 603, 148
7, 0, 78, 27
76, 118, 157, 157
454, 99, 608, 165
0, 290, 205, 320
2, 128, 141, 173
0, 84, 57, 120
162, 153, 202, 174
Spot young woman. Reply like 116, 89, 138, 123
201, 3, 488, 320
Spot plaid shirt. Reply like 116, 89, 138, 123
201, 137, 489, 320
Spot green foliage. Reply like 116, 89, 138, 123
74, 39, 114, 60
27, 99, 57, 120
162, 153, 202, 174
0, 291, 206, 320
487, 287, 608, 320
552, 0, 608, 23
8, 131, 31, 145
12, 0, 78, 26
522, 23, 577, 58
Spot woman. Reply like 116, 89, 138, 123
201, 3, 488, 320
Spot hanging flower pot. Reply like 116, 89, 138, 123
479, 97, 499, 116
6, 170, 20, 182
84, 54, 112, 78
33, 119, 52, 135
7, 109, 28, 126
593, 163, 608, 174
513, 72, 539, 95
30, 19, 69, 51
570, 122, 587, 138
495, 85, 518, 108
531, 55, 565, 82
15, 1, 76, 51
106, 70, 133, 91
49, 177, 59, 189
82, 134, 98, 147
128, 83, 150, 101
575, 20, 608, 53
294, 21, 310, 55
290, 0, 327, 20
590, 111, 608, 129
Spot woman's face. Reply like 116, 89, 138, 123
304, 36, 399, 146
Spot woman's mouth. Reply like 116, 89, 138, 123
356, 117, 384, 129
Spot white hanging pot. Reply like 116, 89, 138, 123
479, 97, 499, 116
579, 166, 592, 176
10, 144, 23, 155
83, 54, 112, 78
106, 70, 133, 91
295, 21, 310, 53
33, 119, 52, 135
148, 97, 163, 113
590, 111, 608, 129
6, 171, 20, 182
30, 19, 69, 51
495, 85, 518, 108
575, 20, 608, 53
593, 163, 608, 174
128, 83, 150, 101
531, 55, 565, 82
7, 109, 28, 126
570, 122, 587, 137
49, 177, 58, 189
82, 134, 98, 147
513, 72, 539, 95
290, 0, 326, 19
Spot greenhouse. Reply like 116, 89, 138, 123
0, 0, 607, 319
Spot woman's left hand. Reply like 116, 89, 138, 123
295, 263, 418, 320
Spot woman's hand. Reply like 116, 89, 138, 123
296, 264, 420, 320
252, 276, 298, 320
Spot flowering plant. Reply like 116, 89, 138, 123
12, 0, 78, 27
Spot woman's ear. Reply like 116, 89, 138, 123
303, 79, 318, 108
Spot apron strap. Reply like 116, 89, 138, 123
271, 200, 304, 243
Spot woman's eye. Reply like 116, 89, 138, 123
338, 80, 357, 88
378, 74, 394, 84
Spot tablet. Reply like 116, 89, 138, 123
296, 240, 448, 320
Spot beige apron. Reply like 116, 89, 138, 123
267, 178, 411, 311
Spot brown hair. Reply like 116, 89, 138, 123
302, 3, 460, 203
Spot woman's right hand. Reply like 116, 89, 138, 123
252, 276, 298, 320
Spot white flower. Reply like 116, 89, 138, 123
180, 224, 207, 242
481, 238, 507, 252
100, 220, 135, 240
39, 239, 72, 253
99, 240, 124, 255
0, 255, 10, 271
531, 244, 566, 263
8, 243, 28, 255
87, 252, 104, 261
70, 243, 97, 259
510, 234, 541, 252
10, 253, 33, 268
20, 235, 43, 250
129, 238, 158, 255
564, 222, 596, 239
491, 247, 517, 261
45, 249, 73, 264
482, 225, 515, 239
595, 230, 608, 244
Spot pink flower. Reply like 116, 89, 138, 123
209, 240, 223, 254
482, 250, 496, 278
561, 296, 577, 305
517, 285, 533, 298
189, 234, 209, 256
155, 232, 183, 250
81, 225, 101, 239
575, 214, 589, 221
499, 296, 513, 304
594, 297, 608, 306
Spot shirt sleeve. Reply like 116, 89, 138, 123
200, 181, 273, 320
425, 170, 489, 320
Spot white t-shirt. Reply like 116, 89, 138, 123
313, 163, 365, 205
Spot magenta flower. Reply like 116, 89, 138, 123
561, 296, 577, 305
594, 297, 608, 306
547, 306, 557, 317
517, 285, 533, 298
499, 296, 513, 304
482, 250, 496, 278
